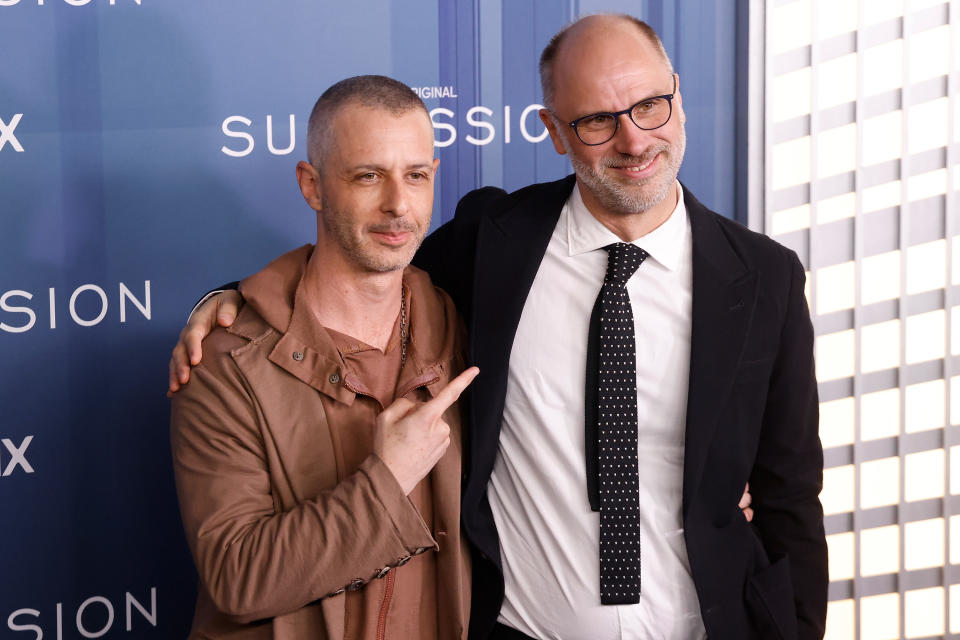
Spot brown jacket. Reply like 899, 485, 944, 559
170, 245, 471, 639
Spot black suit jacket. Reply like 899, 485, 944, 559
413, 175, 827, 640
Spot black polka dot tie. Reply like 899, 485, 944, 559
591, 242, 647, 605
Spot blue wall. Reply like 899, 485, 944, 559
0, 1, 741, 636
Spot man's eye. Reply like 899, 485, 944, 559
635, 100, 656, 113
579, 114, 614, 130
358, 172, 378, 181
409, 171, 428, 180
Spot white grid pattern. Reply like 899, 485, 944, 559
761, 0, 958, 637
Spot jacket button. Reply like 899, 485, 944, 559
328, 587, 345, 597
292, 351, 304, 361
414, 546, 430, 555
396, 555, 412, 566
329, 373, 341, 384
375, 566, 391, 579
346, 578, 365, 591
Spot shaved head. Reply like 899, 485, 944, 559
539, 14, 673, 111
306, 75, 429, 169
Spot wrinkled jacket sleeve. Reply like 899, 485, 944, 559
170, 334, 437, 623
750, 252, 828, 639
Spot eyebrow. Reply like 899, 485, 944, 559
580, 84, 675, 116
347, 163, 435, 173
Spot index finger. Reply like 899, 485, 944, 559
424, 366, 479, 415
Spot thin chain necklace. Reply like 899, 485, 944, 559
399, 285, 408, 368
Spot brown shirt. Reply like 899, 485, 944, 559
170, 245, 470, 640
325, 300, 437, 640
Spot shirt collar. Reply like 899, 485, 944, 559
238, 245, 450, 403
565, 180, 688, 272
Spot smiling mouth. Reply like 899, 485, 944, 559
624, 156, 656, 172
609, 152, 660, 177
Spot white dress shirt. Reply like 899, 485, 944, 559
489, 182, 706, 639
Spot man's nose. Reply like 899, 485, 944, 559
380, 179, 410, 217
611, 114, 654, 157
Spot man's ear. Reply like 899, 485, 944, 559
296, 161, 323, 211
539, 109, 568, 156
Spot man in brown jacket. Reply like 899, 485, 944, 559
170, 75, 476, 640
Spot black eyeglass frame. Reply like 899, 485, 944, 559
565, 75, 678, 146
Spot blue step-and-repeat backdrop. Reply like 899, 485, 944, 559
0, 1, 740, 636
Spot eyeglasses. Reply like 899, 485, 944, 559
565, 76, 677, 146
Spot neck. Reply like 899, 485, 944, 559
302, 246, 403, 351
578, 180, 679, 242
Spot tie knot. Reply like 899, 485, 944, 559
603, 242, 648, 284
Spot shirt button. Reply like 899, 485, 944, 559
329, 373, 341, 384
292, 351, 304, 361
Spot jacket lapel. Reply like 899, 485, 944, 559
682, 190, 758, 518
227, 327, 341, 505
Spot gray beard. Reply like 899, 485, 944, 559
566, 126, 686, 215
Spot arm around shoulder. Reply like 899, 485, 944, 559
168, 286, 244, 395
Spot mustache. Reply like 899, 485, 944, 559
602, 145, 668, 169
367, 221, 420, 234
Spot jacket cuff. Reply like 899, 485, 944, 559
362, 455, 439, 557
